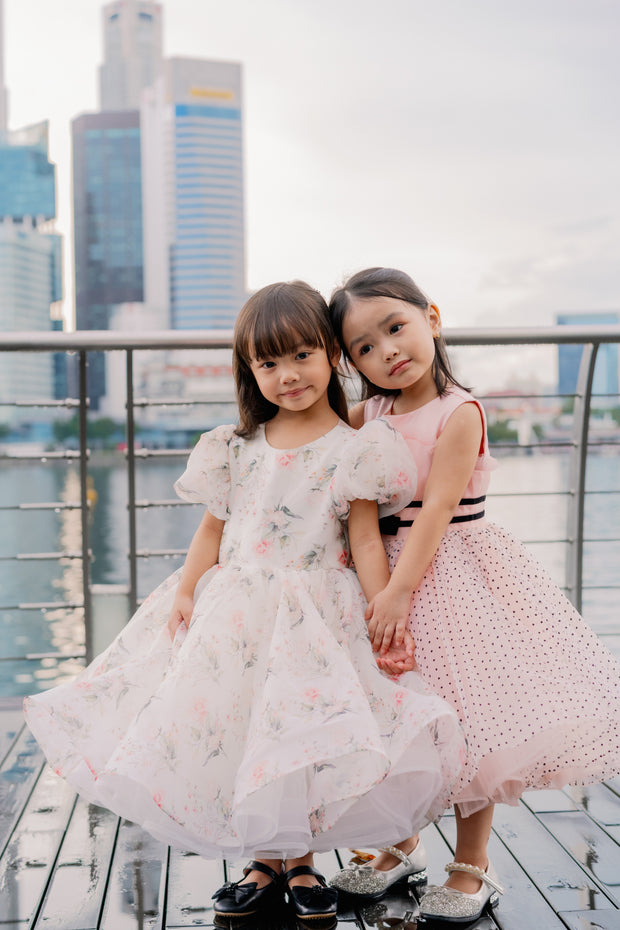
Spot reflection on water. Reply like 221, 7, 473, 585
1, 453, 619, 696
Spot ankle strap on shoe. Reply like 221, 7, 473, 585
243, 860, 282, 883
378, 845, 413, 866
445, 862, 505, 895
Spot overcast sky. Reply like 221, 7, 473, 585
4, 0, 620, 361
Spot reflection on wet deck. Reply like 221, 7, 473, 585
2, 700, 620, 930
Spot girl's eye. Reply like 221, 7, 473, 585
358, 344, 372, 356
389, 323, 403, 335
261, 360, 275, 369
296, 351, 310, 360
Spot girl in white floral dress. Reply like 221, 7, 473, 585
24, 281, 465, 926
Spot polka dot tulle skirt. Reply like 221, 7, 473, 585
386, 520, 620, 817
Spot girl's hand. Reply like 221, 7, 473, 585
167, 592, 194, 640
365, 582, 413, 655
377, 631, 416, 675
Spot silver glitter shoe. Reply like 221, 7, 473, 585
418, 860, 504, 923
329, 841, 427, 901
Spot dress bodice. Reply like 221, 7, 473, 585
364, 388, 496, 525
174, 419, 416, 571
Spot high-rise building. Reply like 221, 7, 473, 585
72, 2, 162, 408
557, 312, 619, 403
99, 0, 163, 111
142, 57, 246, 330
72, 110, 144, 408
0, 121, 62, 421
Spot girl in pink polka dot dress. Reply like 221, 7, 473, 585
328, 267, 620, 924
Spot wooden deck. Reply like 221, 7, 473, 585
2, 700, 620, 930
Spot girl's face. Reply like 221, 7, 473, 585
249, 341, 339, 415
341, 296, 440, 398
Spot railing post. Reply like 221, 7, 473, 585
78, 350, 93, 662
126, 349, 138, 616
566, 342, 598, 611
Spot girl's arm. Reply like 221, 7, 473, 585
167, 509, 225, 639
366, 402, 483, 656
348, 402, 366, 430
348, 498, 415, 672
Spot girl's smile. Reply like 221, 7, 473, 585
249, 344, 339, 415
342, 296, 441, 407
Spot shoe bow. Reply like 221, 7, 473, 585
211, 880, 258, 904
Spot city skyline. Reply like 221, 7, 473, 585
2, 0, 619, 392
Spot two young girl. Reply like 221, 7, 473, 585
24, 270, 620, 925
23, 281, 465, 926
328, 267, 620, 923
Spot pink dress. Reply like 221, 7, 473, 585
366, 387, 620, 817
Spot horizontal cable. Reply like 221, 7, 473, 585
0, 651, 85, 662
0, 502, 81, 511
0, 552, 83, 561
0, 601, 84, 611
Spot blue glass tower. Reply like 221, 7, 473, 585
557, 312, 619, 402
72, 110, 144, 408
171, 98, 245, 328
142, 58, 246, 330
0, 121, 62, 416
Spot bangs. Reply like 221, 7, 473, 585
242, 292, 328, 361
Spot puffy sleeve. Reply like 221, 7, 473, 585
331, 418, 416, 519
173, 424, 236, 519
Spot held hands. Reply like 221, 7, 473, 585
167, 592, 194, 640
365, 581, 413, 656
376, 630, 417, 675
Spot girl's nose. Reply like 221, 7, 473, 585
383, 342, 398, 361
280, 365, 299, 383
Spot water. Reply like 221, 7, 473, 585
1, 452, 619, 697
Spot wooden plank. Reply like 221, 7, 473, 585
564, 784, 620, 826
558, 911, 620, 930
164, 849, 223, 928
0, 710, 23, 765
537, 811, 620, 907
98, 820, 168, 930
0, 766, 75, 924
605, 776, 620, 796
492, 803, 615, 911
37, 797, 120, 930
522, 789, 579, 813
0, 723, 45, 854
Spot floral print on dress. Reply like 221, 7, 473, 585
24, 418, 465, 859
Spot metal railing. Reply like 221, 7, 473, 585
1, 325, 619, 685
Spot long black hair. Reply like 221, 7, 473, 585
329, 266, 467, 399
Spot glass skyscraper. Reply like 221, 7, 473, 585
0, 120, 62, 422
99, 0, 163, 110
71, 0, 162, 409
557, 312, 619, 402
142, 57, 246, 330
72, 110, 144, 408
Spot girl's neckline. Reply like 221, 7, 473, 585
260, 419, 345, 451
385, 391, 442, 416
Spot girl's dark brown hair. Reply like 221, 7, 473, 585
233, 280, 349, 437
329, 266, 467, 399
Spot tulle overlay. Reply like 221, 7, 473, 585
366, 389, 620, 817
24, 419, 465, 857
386, 519, 620, 817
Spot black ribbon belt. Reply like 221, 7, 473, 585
379, 495, 486, 535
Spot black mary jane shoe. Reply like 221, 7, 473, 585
212, 860, 282, 919
283, 865, 339, 927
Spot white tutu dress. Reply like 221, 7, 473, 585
24, 418, 465, 859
